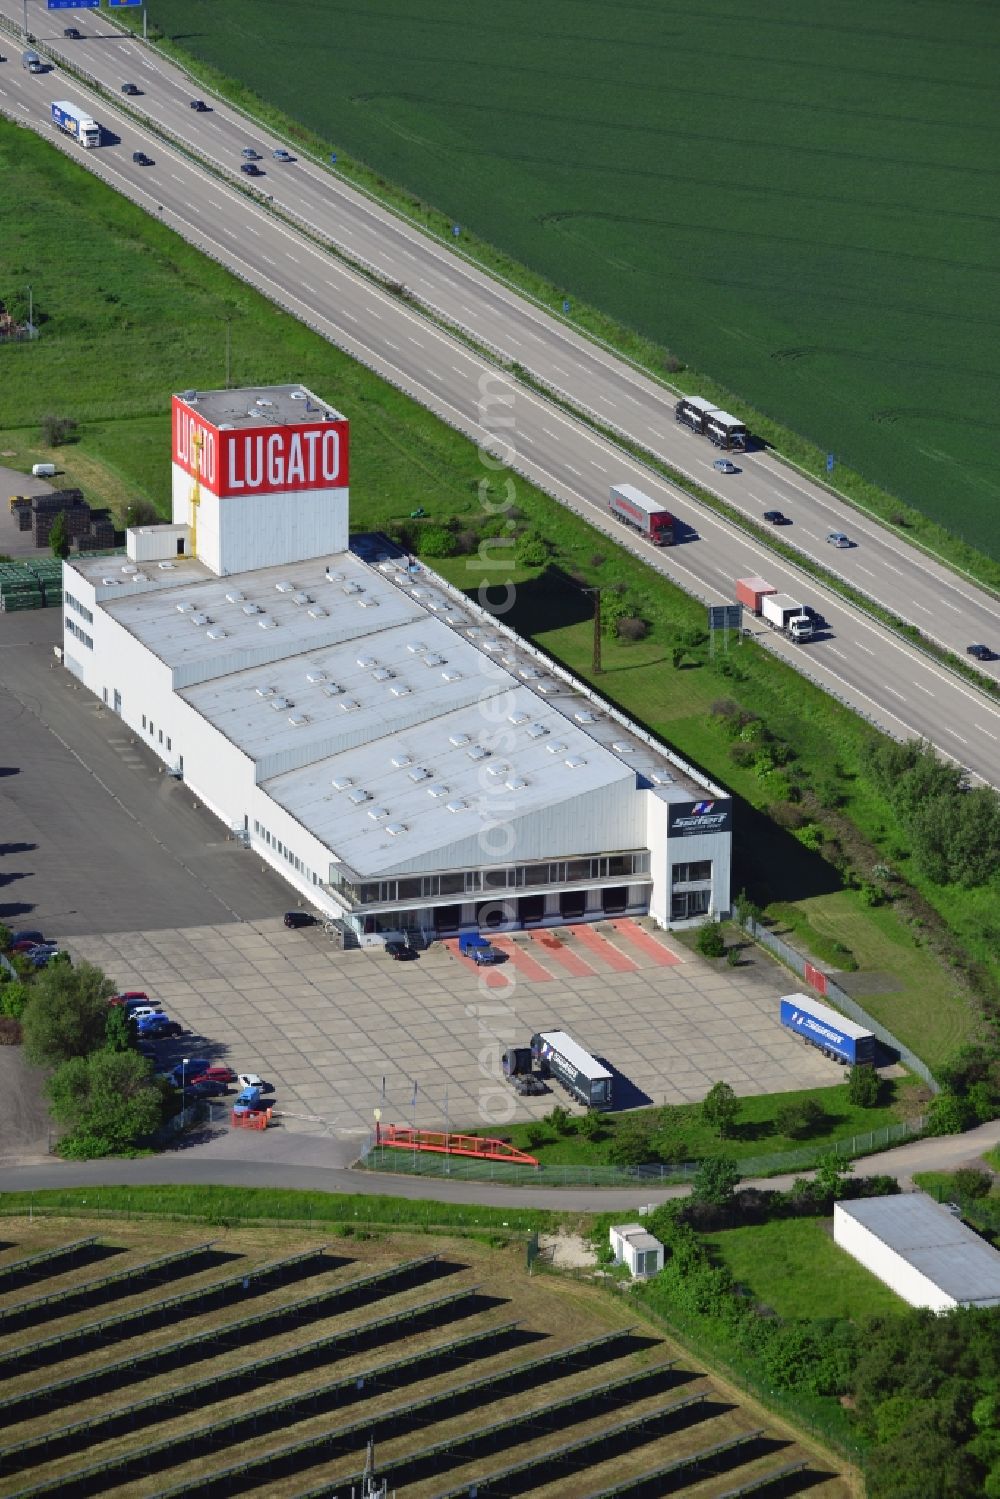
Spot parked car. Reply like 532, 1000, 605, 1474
827, 531, 852, 548
272, 148, 293, 162
713, 459, 739, 475
385, 940, 417, 961
240, 162, 262, 176
125, 1003, 164, 1020
121, 82, 140, 95
137, 1016, 181, 1039
132, 151, 152, 166
190, 1065, 236, 1085
187, 1078, 228, 1097
12, 939, 46, 954
164, 1059, 211, 1086
237, 1072, 268, 1091
190, 99, 209, 111
9, 931, 45, 949
763, 509, 788, 525
283, 911, 316, 929
109, 990, 149, 1008
967, 643, 995, 661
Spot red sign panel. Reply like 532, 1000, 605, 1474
804, 961, 827, 996
172, 397, 349, 497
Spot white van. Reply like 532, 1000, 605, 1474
32, 462, 56, 478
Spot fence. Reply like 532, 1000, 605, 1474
739, 915, 939, 1093
360, 1116, 925, 1188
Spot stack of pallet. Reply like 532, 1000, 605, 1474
0, 563, 44, 612
31, 490, 91, 549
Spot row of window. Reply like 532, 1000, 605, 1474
141, 715, 172, 754
66, 617, 93, 650
65, 591, 93, 625
671, 888, 711, 920
335, 851, 653, 908
253, 819, 321, 886
671, 861, 712, 885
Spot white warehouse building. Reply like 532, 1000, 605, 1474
834, 1194, 1000, 1312
61, 382, 732, 941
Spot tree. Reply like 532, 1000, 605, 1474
775, 1097, 827, 1139
607, 1115, 655, 1167
847, 1063, 882, 1108
701, 1080, 739, 1139
671, 625, 706, 669
39, 413, 77, 447
952, 1168, 992, 1201
104, 1004, 134, 1054
0, 981, 31, 1020
925, 1090, 974, 1136
46, 1048, 161, 1157
696, 922, 725, 959
578, 1109, 605, 1141
21, 961, 116, 1066
812, 1151, 854, 1201
48, 511, 70, 560
692, 1154, 739, 1207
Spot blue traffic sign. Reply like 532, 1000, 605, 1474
827, 453, 835, 472
562, 299, 570, 313
47, 0, 101, 9
452, 224, 461, 237
108, 0, 144, 6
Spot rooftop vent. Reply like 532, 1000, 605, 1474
306, 669, 327, 684
307, 606, 329, 618
565, 755, 587, 769
506, 775, 527, 791
358, 597, 379, 609
467, 745, 488, 762
575, 709, 600, 724
386, 823, 407, 837
256, 397, 275, 408
449, 732, 471, 747
332, 776, 353, 791
444, 611, 467, 626
537, 680, 559, 695
242, 602, 262, 615
158, 562, 176, 571
121, 564, 138, 576
321, 682, 344, 697
133, 573, 149, 582
325, 570, 344, 582
190, 612, 210, 626
206, 627, 228, 640
424, 653, 446, 667
346, 788, 371, 805
526, 723, 548, 739
269, 697, 292, 712
291, 591, 311, 606
519, 665, 541, 680
407, 641, 428, 655
441, 670, 462, 683
226, 590, 245, 604
546, 742, 568, 755
258, 616, 278, 630
256, 686, 277, 698
290, 390, 305, 400
446, 799, 469, 813
390, 684, 412, 697
343, 581, 363, 596
368, 806, 390, 821
288, 713, 309, 727
612, 740, 635, 754
408, 767, 431, 782
275, 581, 294, 593
486, 763, 508, 779
649, 770, 675, 786
391, 754, 413, 769
339, 698, 361, 713
428, 783, 449, 798
509, 711, 530, 726
357, 655, 378, 669
371, 667, 395, 682
100, 578, 119, 586
481, 637, 503, 654
176, 602, 194, 614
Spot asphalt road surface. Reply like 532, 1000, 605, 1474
1, 7, 998, 788
1, 1118, 997, 1213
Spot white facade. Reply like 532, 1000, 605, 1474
610, 1224, 664, 1278
61, 382, 733, 939
834, 1195, 1000, 1312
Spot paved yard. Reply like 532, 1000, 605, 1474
68, 917, 840, 1141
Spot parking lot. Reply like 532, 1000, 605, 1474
4, 608, 841, 1144
67, 916, 840, 1139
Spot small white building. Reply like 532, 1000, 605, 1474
834, 1193, 1000, 1312
609, 1223, 664, 1279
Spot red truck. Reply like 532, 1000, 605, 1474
609, 484, 674, 545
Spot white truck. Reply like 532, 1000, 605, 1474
51, 100, 100, 149
760, 591, 813, 642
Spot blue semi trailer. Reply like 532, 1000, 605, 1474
780, 994, 876, 1067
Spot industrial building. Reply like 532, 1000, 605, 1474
61, 382, 732, 941
834, 1194, 1000, 1312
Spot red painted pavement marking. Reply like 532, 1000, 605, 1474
528, 932, 596, 978
570, 923, 638, 972
443, 939, 512, 989
490, 938, 553, 981
611, 919, 682, 966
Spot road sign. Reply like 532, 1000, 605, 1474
562, 299, 571, 313
47, 0, 101, 8
827, 453, 835, 473
108, 0, 144, 6
708, 604, 742, 631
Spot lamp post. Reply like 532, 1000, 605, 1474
181, 1056, 189, 1121
26, 284, 32, 335
372, 1106, 382, 1149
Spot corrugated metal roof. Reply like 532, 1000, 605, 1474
173, 382, 346, 427
836, 1194, 1000, 1307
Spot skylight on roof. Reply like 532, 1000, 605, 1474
565, 755, 587, 769
258, 616, 277, 630
575, 709, 600, 724
225, 590, 245, 604
291, 592, 311, 606
441, 670, 462, 683
423, 654, 446, 668
467, 745, 488, 761
506, 776, 527, 791
332, 776, 353, 791
386, 823, 407, 836
176, 602, 194, 614
243, 603, 262, 615
275, 581, 294, 593
526, 723, 548, 739
537, 680, 559, 695
509, 711, 530, 726
256, 685, 277, 698
346, 787, 371, 805
339, 698, 361, 713
407, 642, 428, 655
288, 713, 309, 727
486, 763, 508, 779
408, 767, 431, 782
343, 581, 363, 595
306, 670, 327, 684
269, 697, 292, 712
612, 740, 635, 754
546, 742, 568, 754
519, 665, 541, 680
391, 754, 413, 769
321, 682, 343, 697
446, 799, 469, 813
371, 667, 395, 682
449, 732, 471, 747
358, 598, 379, 609
206, 628, 228, 640
481, 638, 503, 653
428, 784, 449, 798
190, 612, 210, 626
390, 685, 411, 697
307, 606, 329, 618
357, 655, 378, 669
368, 806, 390, 821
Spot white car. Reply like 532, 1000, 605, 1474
237, 1072, 265, 1090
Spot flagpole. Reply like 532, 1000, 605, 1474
444, 1086, 450, 1175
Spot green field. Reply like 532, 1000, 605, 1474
702, 1218, 904, 1321
116, 0, 1000, 558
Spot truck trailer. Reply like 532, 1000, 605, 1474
51, 100, 100, 148
609, 484, 674, 545
760, 591, 813, 642
674, 398, 749, 451
780, 994, 876, 1067
530, 1030, 613, 1110
735, 576, 777, 615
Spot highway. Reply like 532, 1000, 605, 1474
1, 4, 999, 789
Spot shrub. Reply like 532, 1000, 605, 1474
0, 982, 31, 1020
692, 1154, 740, 1207
615, 614, 648, 641
607, 1117, 655, 1167
701, 1080, 739, 1139
696, 922, 726, 959
545, 1104, 573, 1135
952, 1168, 992, 1200
523, 1124, 546, 1149
578, 1109, 606, 1141
725, 944, 741, 967
859, 882, 887, 907
847, 1064, 882, 1108
0, 924, 11, 952
775, 1097, 827, 1139
416, 525, 458, 558
0, 1017, 22, 1046
515, 532, 548, 567
39, 413, 78, 447
925, 1090, 974, 1136
770, 801, 807, 830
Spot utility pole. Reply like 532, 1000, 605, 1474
26, 284, 32, 335
225, 319, 232, 388
582, 586, 603, 674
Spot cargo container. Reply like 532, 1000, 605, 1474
760, 591, 813, 641
735, 576, 777, 615
51, 101, 100, 148
609, 484, 674, 545
780, 994, 876, 1066
530, 1030, 613, 1110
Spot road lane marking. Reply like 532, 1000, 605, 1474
977, 724, 998, 741
856, 643, 874, 656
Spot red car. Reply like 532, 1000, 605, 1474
190, 1066, 236, 1086
109, 991, 149, 1007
